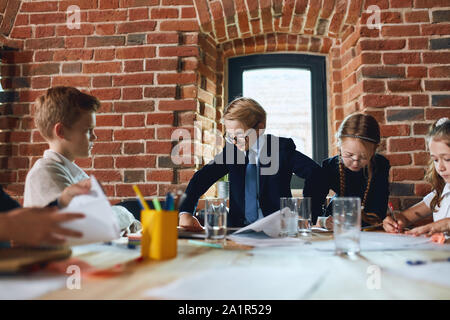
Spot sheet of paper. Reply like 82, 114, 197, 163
60, 176, 121, 246
228, 232, 306, 247
389, 261, 450, 288
0, 274, 66, 300
311, 232, 450, 252
144, 265, 328, 300
232, 210, 282, 237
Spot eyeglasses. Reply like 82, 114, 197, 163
341, 152, 368, 163
224, 123, 260, 145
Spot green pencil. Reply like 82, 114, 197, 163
152, 198, 162, 211
188, 240, 223, 249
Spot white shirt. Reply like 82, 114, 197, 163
423, 183, 450, 222
24, 149, 137, 231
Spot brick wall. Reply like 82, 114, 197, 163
0, 0, 449, 212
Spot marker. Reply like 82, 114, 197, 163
152, 197, 162, 211
406, 257, 450, 266
165, 192, 174, 211
188, 239, 223, 249
132, 185, 150, 211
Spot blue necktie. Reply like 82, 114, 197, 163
245, 150, 259, 224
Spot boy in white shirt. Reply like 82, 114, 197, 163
24, 87, 140, 232
383, 118, 450, 236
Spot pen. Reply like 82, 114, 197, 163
188, 239, 223, 249
406, 257, 450, 266
132, 185, 150, 211
388, 202, 396, 222
152, 197, 162, 211
165, 192, 174, 211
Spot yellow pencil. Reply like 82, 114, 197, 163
132, 185, 150, 211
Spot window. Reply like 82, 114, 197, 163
228, 54, 328, 189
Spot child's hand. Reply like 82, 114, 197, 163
406, 218, 450, 237
383, 214, 408, 233
5, 207, 85, 246
179, 213, 203, 232
59, 179, 91, 208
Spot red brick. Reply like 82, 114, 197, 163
124, 114, 145, 127
93, 76, 112, 88
116, 184, 157, 198
95, 24, 116, 35
10, 26, 32, 39
159, 46, 199, 57
94, 49, 115, 61
421, 24, 450, 36
413, 152, 430, 165
146, 141, 173, 154
361, 66, 405, 79
129, 8, 149, 20
426, 108, 450, 120
388, 80, 422, 92
157, 73, 196, 85
122, 87, 142, 100
119, 0, 159, 8
415, 183, 432, 197
363, 95, 409, 108
360, 39, 406, 51
411, 94, 429, 106
429, 66, 450, 78
113, 73, 153, 86
404, 10, 430, 23
145, 59, 178, 71
115, 155, 157, 168
52, 76, 90, 88
381, 25, 420, 37
146, 113, 174, 125
423, 52, 450, 64
83, 62, 121, 74
114, 128, 155, 141
147, 33, 179, 44
384, 153, 412, 166
151, 8, 179, 19
144, 86, 176, 98
147, 170, 173, 182
29, 13, 65, 24
362, 80, 385, 93
116, 47, 156, 59
392, 168, 425, 181
96, 115, 122, 127
90, 88, 121, 100
380, 124, 411, 137
91, 142, 122, 155
54, 49, 93, 61
388, 137, 425, 152
124, 142, 145, 154
88, 10, 127, 22
158, 100, 197, 111
94, 156, 114, 168
383, 53, 421, 65
425, 80, 450, 91
407, 66, 427, 78
25, 38, 64, 50
159, 20, 199, 32
117, 21, 156, 33
114, 101, 155, 113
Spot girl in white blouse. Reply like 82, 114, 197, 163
383, 117, 450, 236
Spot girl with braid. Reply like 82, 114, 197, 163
384, 118, 450, 236
316, 113, 390, 230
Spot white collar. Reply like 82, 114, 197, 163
443, 183, 450, 196
43, 149, 85, 178
248, 133, 265, 156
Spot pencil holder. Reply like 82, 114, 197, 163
141, 209, 178, 260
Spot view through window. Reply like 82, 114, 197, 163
243, 68, 312, 158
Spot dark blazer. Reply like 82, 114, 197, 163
320, 154, 391, 225
0, 185, 21, 213
179, 135, 324, 227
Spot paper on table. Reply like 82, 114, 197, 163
311, 232, 448, 252
228, 232, 306, 248
389, 261, 450, 288
60, 176, 121, 246
0, 274, 66, 300
144, 265, 328, 300
232, 210, 282, 238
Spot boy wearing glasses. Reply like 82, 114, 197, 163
179, 97, 324, 229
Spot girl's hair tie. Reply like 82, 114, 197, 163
436, 117, 450, 127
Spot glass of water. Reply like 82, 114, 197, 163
280, 197, 299, 237
333, 197, 361, 256
297, 197, 312, 236
204, 198, 227, 242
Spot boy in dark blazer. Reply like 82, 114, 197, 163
179, 97, 324, 228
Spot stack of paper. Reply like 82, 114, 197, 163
60, 176, 121, 246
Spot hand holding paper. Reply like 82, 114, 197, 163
60, 176, 121, 246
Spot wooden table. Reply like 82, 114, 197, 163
37, 232, 450, 300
